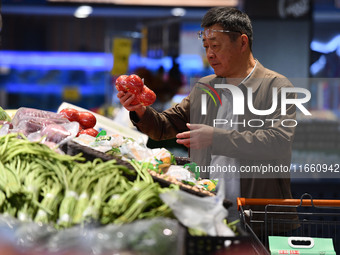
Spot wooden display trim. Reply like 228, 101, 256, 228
65, 140, 233, 208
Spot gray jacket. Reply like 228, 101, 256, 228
131, 61, 296, 204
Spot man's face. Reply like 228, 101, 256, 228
202, 24, 242, 78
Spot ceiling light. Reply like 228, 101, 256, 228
74, 5, 93, 18
171, 8, 186, 17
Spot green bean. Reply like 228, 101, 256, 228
0, 133, 180, 228
129, 160, 153, 183
72, 190, 90, 224
138, 204, 174, 220
35, 177, 63, 224
0, 190, 6, 210
0, 132, 13, 155
114, 182, 161, 224
2, 163, 21, 197
57, 189, 78, 228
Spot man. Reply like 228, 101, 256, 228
117, 7, 296, 226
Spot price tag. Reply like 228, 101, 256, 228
63, 87, 80, 101
111, 38, 132, 75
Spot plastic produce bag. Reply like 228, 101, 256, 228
11, 107, 79, 146
165, 165, 197, 183
0, 123, 10, 136
0, 215, 20, 244
0, 215, 57, 254
43, 225, 93, 254
119, 138, 154, 161
87, 217, 184, 255
28, 121, 79, 145
160, 182, 235, 237
45, 218, 183, 255
0, 215, 184, 255
11, 107, 69, 127
14, 221, 58, 252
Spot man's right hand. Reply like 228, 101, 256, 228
117, 91, 146, 119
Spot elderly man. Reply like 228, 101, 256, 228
117, 7, 296, 226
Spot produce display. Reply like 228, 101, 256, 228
115, 74, 156, 106
1, 106, 219, 197
0, 105, 243, 255
0, 133, 177, 229
71, 133, 219, 196
0, 106, 223, 224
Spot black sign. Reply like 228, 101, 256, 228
243, 0, 312, 19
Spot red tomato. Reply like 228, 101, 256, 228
125, 74, 144, 94
59, 108, 79, 122
78, 111, 96, 129
130, 94, 141, 106
115, 75, 128, 92
137, 85, 156, 106
76, 125, 84, 137
79, 128, 99, 137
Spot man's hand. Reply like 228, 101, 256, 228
176, 123, 214, 149
117, 91, 146, 119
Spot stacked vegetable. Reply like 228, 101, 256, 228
59, 108, 99, 137
0, 133, 177, 229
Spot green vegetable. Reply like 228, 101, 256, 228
106, 147, 121, 156
0, 106, 11, 122
184, 162, 200, 180
35, 178, 63, 224
0, 133, 179, 229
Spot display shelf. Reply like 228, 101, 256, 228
65, 140, 233, 208
0, 50, 208, 112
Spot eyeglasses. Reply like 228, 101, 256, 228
197, 29, 242, 39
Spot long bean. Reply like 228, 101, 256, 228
35, 177, 63, 224
0, 133, 179, 228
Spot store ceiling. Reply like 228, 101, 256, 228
1, 0, 339, 20
47, 0, 238, 7
1, 0, 237, 19
1, 5, 211, 19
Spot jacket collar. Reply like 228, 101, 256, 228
206, 60, 266, 94
241, 60, 266, 93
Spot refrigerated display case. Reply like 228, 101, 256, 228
0, 51, 112, 111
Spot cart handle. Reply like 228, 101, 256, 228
237, 196, 340, 211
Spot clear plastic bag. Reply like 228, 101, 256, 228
0, 215, 184, 255
160, 182, 235, 237
120, 139, 154, 162
11, 107, 68, 127
0, 123, 10, 136
165, 165, 197, 183
86, 217, 183, 255
11, 107, 79, 146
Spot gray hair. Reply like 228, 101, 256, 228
201, 7, 253, 51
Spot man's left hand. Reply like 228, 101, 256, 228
176, 123, 214, 149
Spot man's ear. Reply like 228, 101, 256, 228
240, 34, 249, 52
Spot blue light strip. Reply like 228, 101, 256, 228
310, 35, 340, 55
310, 34, 340, 75
0, 50, 205, 73
129, 54, 173, 72
0, 51, 113, 71
310, 55, 326, 76
5, 83, 106, 95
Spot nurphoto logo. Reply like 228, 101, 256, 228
200, 83, 311, 128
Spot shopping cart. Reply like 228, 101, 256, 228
237, 193, 340, 254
